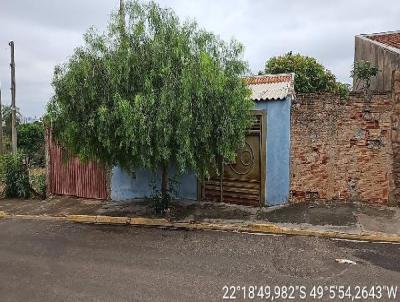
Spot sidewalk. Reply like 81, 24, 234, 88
0, 197, 399, 242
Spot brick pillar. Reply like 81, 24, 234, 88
390, 70, 400, 204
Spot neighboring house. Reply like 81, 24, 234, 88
354, 30, 400, 91
48, 74, 295, 207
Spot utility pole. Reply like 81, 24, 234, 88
0, 81, 3, 155
9, 41, 17, 154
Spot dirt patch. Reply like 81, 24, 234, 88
97, 200, 160, 218
96, 200, 254, 222
357, 204, 395, 218
257, 202, 358, 226
0, 197, 104, 216
43, 198, 104, 216
0, 197, 253, 221
167, 201, 254, 221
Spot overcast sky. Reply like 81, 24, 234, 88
0, 0, 399, 117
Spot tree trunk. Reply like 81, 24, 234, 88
161, 164, 169, 198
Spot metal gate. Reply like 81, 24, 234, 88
47, 131, 108, 200
202, 111, 266, 206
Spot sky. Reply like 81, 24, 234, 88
0, 1, 399, 118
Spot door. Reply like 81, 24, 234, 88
202, 111, 265, 206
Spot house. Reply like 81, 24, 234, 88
201, 74, 294, 206
354, 30, 400, 91
111, 73, 295, 206
48, 73, 295, 207
48, 63, 400, 206
47, 29, 400, 206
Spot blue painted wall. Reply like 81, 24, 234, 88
111, 98, 291, 205
255, 97, 291, 205
111, 165, 197, 201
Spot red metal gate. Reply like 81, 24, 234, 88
47, 132, 108, 199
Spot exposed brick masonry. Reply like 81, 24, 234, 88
391, 70, 400, 203
290, 77, 400, 204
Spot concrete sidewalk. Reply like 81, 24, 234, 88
0, 197, 399, 242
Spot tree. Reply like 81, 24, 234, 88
46, 0, 253, 206
17, 121, 45, 167
265, 52, 350, 96
351, 60, 379, 93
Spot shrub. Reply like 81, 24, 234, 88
0, 153, 31, 198
30, 170, 47, 199
17, 121, 45, 167
335, 82, 351, 100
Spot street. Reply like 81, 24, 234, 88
0, 218, 399, 302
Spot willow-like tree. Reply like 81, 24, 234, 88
47, 0, 253, 204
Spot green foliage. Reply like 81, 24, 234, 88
17, 121, 45, 167
29, 170, 47, 199
46, 1, 253, 185
335, 82, 351, 100
265, 52, 350, 96
0, 153, 31, 198
351, 60, 379, 91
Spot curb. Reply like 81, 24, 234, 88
1, 212, 400, 243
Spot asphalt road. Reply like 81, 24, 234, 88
0, 218, 399, 302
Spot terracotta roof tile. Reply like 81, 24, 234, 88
244, 74, 293, 85
368, 32, 400, 49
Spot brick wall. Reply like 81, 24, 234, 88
290, 88, 397, 204
391, 70, 400, 203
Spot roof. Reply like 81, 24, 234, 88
244, 73, 295, 101
369, 32, 400, 49
358, 30, 400, 54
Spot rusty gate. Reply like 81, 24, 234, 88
47, 131, 108, 200
202, 111, 266, 206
